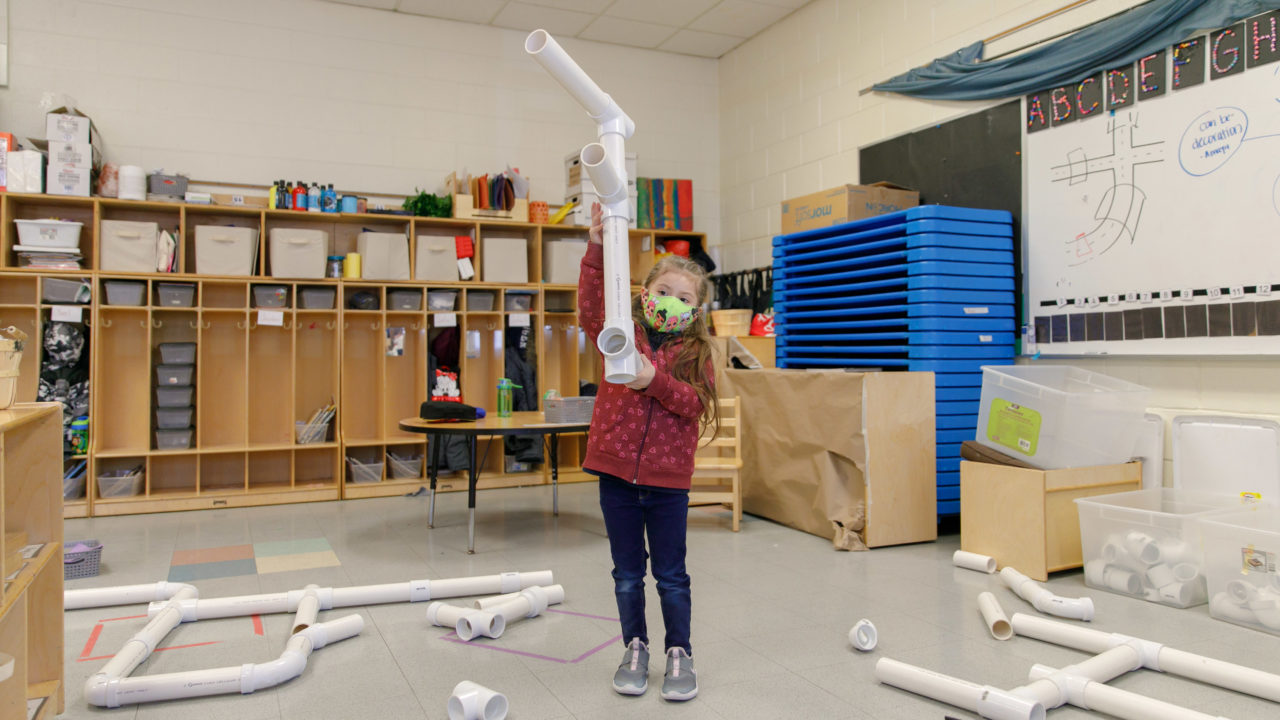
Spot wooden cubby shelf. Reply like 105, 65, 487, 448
0, 191, 705, 516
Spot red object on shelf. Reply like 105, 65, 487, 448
455, 236, 474, 259
664, 240, 690, 258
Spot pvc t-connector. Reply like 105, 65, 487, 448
977, 686, 1047, 720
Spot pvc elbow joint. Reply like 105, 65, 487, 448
977, 685, 1046, 720
1001, 567, 1094, 621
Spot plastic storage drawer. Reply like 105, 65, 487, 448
427, 290, 458, 311
299, 287, 336, 309
975, 365, 1149, 470
156, 364, 194, 386
253, 285, 290, 308
387, 453, 423, 479
388, 290, 422, 310
346, 457, 383, 483
157, 342, 196, 365
468, 291, 495, 311
155, 407, 193, 430
195, 225, 259, 276
504, 292, 534, 311
100, 220, 159, 273
1075, 488, 1243, 608
155, 429, 193, 450
104, 280, 145, 306
156, 282, 196, 307
41, 278, 91, 304
155, 386, 193, 408
269, 228, 328, 279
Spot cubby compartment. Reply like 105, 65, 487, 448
343, 284, 382, 311
386, 442, 426, 480
102, 278, 146, 306
463, 318, 503, 412
183, 206, 263, 275
92, 457, 146, 501
541, 229, 589, 285
414, 222, 473, 282
198, 315, 248, 449
201, 280, 249, 309
248, 319, 293, 446
252, 284, 291, 308
154, 282, 197, 308
0, 274, 38, 304
345, 445, 384, 484
342, 316, 384, 442
544, 289, 576, 313
298, 286, 337, 310
295, 312, 340, 445
2, 194, 96, 269
95, 308, 152, 453
249, 450, 292, 492
200, 452, 246, 492
0, 291, 40, 403
295, 447, 338, 487
466, 289, 496, 312
427, 288, 459, 311
477, 227, 535, 284
542, 315, 581, 402
384, 314, 427, 442
149, 454, 197, 497
40, 276, 92, 304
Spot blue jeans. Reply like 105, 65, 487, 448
598, 475, 692, 654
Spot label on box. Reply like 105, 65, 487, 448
979, 334, 993, 342
986, 398, 1041, 456
1240, 546, 1277, 575
963, 307, 989, 315
257, 310, 284, 327
51, 305, 83, 322
435, 312, 457, 328
510, 313, 530, 327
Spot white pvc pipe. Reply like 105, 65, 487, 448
1014, 646, 1141, 708
954, 550, 997, 574
527, 28, 637, 385
292, 585, 320, 634
875, 658, 1046, 720
849, 619, 877, 651
1000, 567, 1094, 621
65, 581, 195, 610
1027, 663, 1227, 720
978, 592, 1013, 640
474, 592, 521, 610
427, 601, 506, 639
456, 585, 564, 641
448, 680, 509, 720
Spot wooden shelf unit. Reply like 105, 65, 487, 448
0, 192, 704, 515
0, 404, 65, 719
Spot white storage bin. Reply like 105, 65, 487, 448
388, 289, 422, 310
504, 291, 534, 311
415, 235, 460, 281
1075, 488, 1244, 608
97, 469, 144, 498
195, 225, 259, 276
14, 219, 83, 248
427, 290, 458, 311
1201, 507, 1280, 635
975, 365, 1149, 469
104, 280, 145, 306
269, 228, 328, 279
100, 220, 160, 273
346, 457, 383, 484
544, 239, 589, 284
468, 291, 495, 312
482, 236, 528, 283
357, 231, 410, 280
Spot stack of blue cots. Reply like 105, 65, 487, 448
772, 206, 1016, 517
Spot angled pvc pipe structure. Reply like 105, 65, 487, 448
1000, 567, 1094, 621
526, 28, 638, 384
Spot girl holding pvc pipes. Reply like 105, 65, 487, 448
579, 202, 719, 702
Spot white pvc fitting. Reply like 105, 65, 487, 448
1226, 579, 1258, 606
1123, 531, 1161, 566
1000, 567, 1094, 621
1172, 563, 1200, 583
292, 585, 321, 634
457, 611, 505, 642
1158, 581, 1195, 608
1105, 566, 1143, 595
1211, 592, 1262, 625
1146, 564, 1176, 590
581, 143, 628, 204
953, 550, 997, 574
849, 619, 877, 651
448, 680, 508, 720
1084, 559, 1107, 587
978, 592, 1013, 640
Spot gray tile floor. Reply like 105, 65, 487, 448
61, 483, 1280, 719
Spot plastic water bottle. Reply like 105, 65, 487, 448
497, 378, 521, 417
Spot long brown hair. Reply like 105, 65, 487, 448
632, 256, 720, 438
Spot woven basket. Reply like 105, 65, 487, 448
64, 540, 103, 580
711, 310, 751, 337
0, 326, 28, 410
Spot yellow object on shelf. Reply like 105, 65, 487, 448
548, 201, 575, 225
710, 310, 751, 337
343, 252, 362, 279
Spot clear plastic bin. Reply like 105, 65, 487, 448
156, 364, 194, 386
14, 218, 82, 248
1075, 488, 1245, 608
295, 419, 331, 445
155, 429, 193, 450
545, 396, 595, 424
468, 291, 495, 311
157, 342, 196, 365
387, 452, 423, 479
299, 287, 336, 309
1201, 506, 1280, 635
975, 365, 1150, 469
427, 290, 458, 311
104, 280, 146, 306
504, 292, 534, 311
346, 457, 383, 483
388, 289, 422, 311
63, 473, 87, 500
155, 386, 193, 408
97, 469, 143, 498
253, 285, 290, 308
157, 282, 196, 307
155, 407, 193, 430
41, 278, 91, 304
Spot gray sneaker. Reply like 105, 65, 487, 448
661, 647, 698, 701
612, 638, 649, 695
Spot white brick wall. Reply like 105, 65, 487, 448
0, 0, 719, 239
719, 0, 1279, 434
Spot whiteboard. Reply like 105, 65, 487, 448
1025, 58, 1280, 355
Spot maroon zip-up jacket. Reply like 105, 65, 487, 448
578, 242, 709, 490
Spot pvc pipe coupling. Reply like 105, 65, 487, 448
849, 619, 877, 651
448, 680, 508, 720
953, 550, 997, 574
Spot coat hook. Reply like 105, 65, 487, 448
140, 319, 150, 328
236, 320, 248, 330
283, 320, 293, 330
343, 321, 350, 330
249, 322, 259, 330
100, 317, 113, 328
203, 321, 212, 330
151, 318, 163, 328
189, 321, 200, 330
370, 321, 381, 331
326, 321, 336, 330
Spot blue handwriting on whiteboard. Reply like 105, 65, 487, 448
1178, 107, 1248, 176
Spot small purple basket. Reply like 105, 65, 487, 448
64, 539, 103, 580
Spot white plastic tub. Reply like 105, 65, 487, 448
97, 469, 144, 498
14, 219, 83, 248
1201, 506, 1280, 635
1076, 488, 1245, 608
975, 365, 1149, 469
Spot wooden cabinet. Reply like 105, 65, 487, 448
0, 403, 65, 719
0, 192, 705, 516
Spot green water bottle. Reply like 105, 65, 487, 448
497, 378, 522, 418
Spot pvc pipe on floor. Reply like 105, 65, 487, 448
292, 585, 320, 634
875, 658, 1046, 720
474, 592, 521, 610
457, 585, 564, 641
65, 581, 196, 610
954, 550, 997, 574
448, 680, 508, 720
427, 601, 504, 638
849, 619, 877, 651
1027, 663, 1228, 720
1014, 646, 1141, 708
978, 592, 1012, 640
1000, 567, 1094, 621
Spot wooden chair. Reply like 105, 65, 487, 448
689, 396, 743, 531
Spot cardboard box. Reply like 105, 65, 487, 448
780, 182, 918, 235
544, 239, 589, 284
566, 187, 637, 229
0, 132, 13, 190
46, 162, 91, 196
565, 150, 636, 195
960, 460, 1142, 581
212, 193, 269, 208
6, 151, 45, 193
28, 138, 100, 169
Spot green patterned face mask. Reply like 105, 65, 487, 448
641, 289, 699, 333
